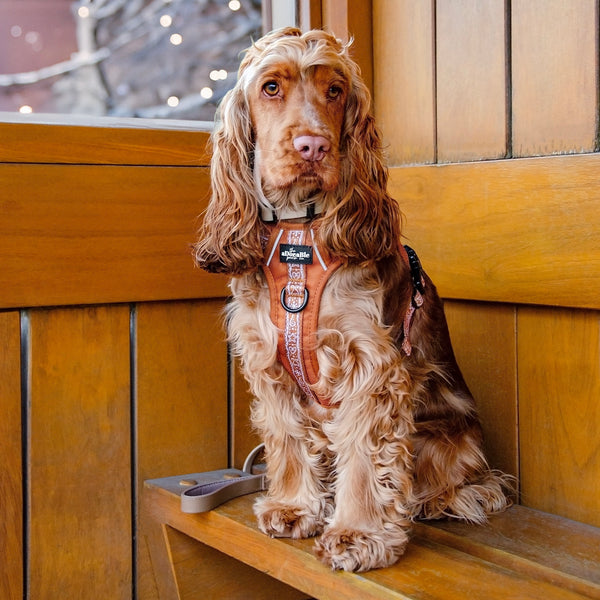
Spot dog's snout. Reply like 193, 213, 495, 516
293, 135, 331, 162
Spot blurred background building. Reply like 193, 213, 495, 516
0, 0, 262, 120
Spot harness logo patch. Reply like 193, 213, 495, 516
279, 244, 313, 265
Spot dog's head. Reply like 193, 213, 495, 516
195, 27, 401, 275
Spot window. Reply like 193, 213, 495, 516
0, 0, 262, 120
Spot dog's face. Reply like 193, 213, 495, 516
242, 36, 350, 196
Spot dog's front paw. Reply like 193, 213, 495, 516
314, 526, 409, 572
254, 497, 325, 539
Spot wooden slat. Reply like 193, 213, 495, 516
512, 0, 598, 156
144, 486, 596, 600
390, 154, 600, 309
163, 525, 306, 599
443, 301, 518, 479
321, 0, 373, 93
415, 505, 600, 599
135, 300, 229, 599
0, 311, 23, 600
373, 0, 435, 165
0, 119, 211, 165
28, 306, 131, 599
518, 306, 600, 527
436, 0, 507, 162
0, 164, 228, 308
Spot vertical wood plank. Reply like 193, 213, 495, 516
0, 311, 23, 600
443, 301, 518, 479
512, 0, 598, 156
518, 307, 600, 526
436, 0, 508, 162
322, 0, 373, 93
136, 300, 228, 599
28, 306, 132, 599
373, 0, 436, 165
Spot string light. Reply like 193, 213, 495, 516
167, 95, 179, 107
209, 69, 228, 81
19, 105, 33, 114
77, 6, 90, 18
228, 0, 241, 11
159, 14, 172, 27
200, 87, 213, 99
169, 33, 183, 45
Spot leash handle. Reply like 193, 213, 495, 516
180, 444, 267, 513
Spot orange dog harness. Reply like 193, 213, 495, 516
261, 223, 343, 407
261, 223, 424, 407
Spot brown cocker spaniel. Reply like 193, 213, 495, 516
194, 27, 511, 572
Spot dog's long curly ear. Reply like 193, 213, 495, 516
318, 55, 402, 263
193, 69, 263, 275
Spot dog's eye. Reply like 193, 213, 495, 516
263, 81, 280, 96
327, 85, 343, 99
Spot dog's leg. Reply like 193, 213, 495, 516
313, 324, 415, 572
228, 281, 333, 539
411, 412, 511, 523
250, 371, 333, 538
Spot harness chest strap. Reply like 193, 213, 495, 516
261, 223, 343, 407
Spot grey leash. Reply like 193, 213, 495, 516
180, 443, 268, 513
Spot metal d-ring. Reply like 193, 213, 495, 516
280, 287, 309, 313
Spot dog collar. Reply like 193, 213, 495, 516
260, 200, 325, 223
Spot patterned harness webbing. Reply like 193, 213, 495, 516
261, 223, 343, 407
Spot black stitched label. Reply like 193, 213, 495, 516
279, 244, 313, 265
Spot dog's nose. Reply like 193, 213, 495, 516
293, 135, 331, 161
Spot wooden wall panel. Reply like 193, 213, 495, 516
518, 307, 600, 527
373, 0, 435, 165
0, 311, 23, 600
322, 0, 373, 92
0, 120, 211, 165
391, 155, 600, 309
136, 300, 229, 599
512, 0, 598, 156
28, 306, 132, 599
443, 301, 518, 479
0, 164, 227, 308
436, 0, 507, 162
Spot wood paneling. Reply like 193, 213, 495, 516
135, 300, 228, 481
0, 164, 228, 308
512, 0, 598, 156
373, 0, 436, 165
518, 307, 600, 526
436, 0, 507, 162
28, 306, 132, 599
0, 311, 23, 600
322, 0, 373, 92
391, 154, 600, 309
135, 300, 228, 599
0, 119, 211, 165
163, 525, 306, 599
443, 301, 518, 479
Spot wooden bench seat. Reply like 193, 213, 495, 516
143, 477, 600, 600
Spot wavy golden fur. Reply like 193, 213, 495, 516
195, 27, 511, 572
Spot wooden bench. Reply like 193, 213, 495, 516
143, 476, 600, 600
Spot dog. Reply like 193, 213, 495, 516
194, 27, 511, 572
